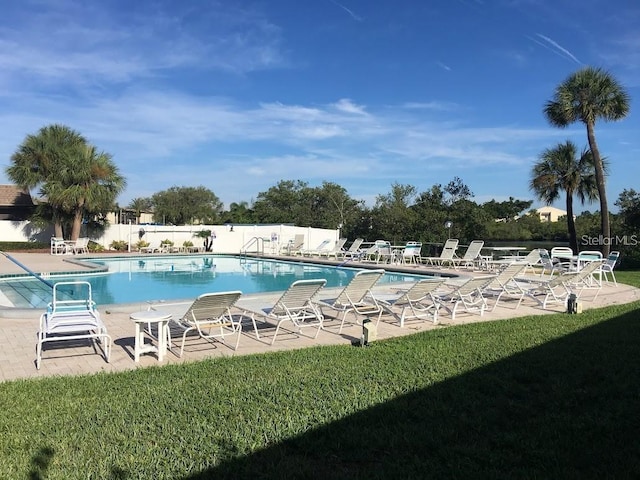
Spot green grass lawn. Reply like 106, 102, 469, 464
1, 273, 639, 479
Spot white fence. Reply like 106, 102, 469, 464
0, 220, 340, 255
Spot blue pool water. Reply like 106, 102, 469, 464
0, 255, 432, 309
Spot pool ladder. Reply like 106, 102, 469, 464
240, 237, 266, 257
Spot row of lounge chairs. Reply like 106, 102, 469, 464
36, 259, 608, 369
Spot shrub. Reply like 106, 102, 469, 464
109, 240, 128, 251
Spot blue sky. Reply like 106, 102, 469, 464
1, 0, 638, 212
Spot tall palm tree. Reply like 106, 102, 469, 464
530, 141, 604, 253
128, 197, 153, 224
6, 124, 86, 237
7, 124, 126, 240
544, 66, 630, 255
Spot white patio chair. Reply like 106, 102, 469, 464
319, 269, 385, 333
165, 290, 244, 357
36, 281, 111, 369
401, 242, 422, 265
319, 238, 348, 259
340, 238, 364, 260
421, 239, 459, 267
601, 251, 620, 285
377, 278, 445, 326
438, 275, 496, 320
482, 262, 529, 311
50, 237, 71, 255
71, 237, 89, 254
241, 279, 326, 345
450, 240, 485, 270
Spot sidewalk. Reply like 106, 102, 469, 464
1, 252, 638, 382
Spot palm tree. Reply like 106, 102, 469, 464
7, 124, 126, 240
6, 124, 86, 237
544, 66, 630, 255
530, 141, 604, 253
128, 197, 153, 224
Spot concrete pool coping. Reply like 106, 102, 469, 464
1, 251, 638, 382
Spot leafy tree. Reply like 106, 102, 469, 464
482, 197, 533, 221
444, 176, 473, 205
373, 183, 417, 244
128, 197, 153, 224
530, 141, 603, 253
7, 124, 125, 240
222, 201, 255, 225
252, 180, 310, 225
151, 186, 223, 225
614, 189, 640, 268
312, 182, 364, 234
544, 66, 630, 255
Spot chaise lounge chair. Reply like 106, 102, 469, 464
240, 279, 327, 345
36, 281, 111, 369
438, 275, 496, 320
421, 239, 459, 267
319, 238, 348, 259
318, 269, 385, 333
163, 291, 244, 357
377, 278, 446, 326
450, 240, 485, 270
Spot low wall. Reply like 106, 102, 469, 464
0, 221, 340, 255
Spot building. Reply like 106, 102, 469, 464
536, 206, 567, 223
0, 185, 35, 220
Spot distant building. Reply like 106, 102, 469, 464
0, 185, 36, 220
106, 209, 154, 225
537, 206, 567, 223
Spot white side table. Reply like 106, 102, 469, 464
130, 311, 172, 362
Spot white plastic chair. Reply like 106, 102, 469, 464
319, 269, 385, 333
36, 281, 111, 369
242, 279, 326, 345
601, 251, 620, 285
167, 291, 244, 357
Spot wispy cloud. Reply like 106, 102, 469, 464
436, 61, 452, 71
530, 33, 582, 65
328, 0, 363, 22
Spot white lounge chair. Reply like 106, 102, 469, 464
377, 278, 445, 326
241, 279, 327, 345
521, 259, 604, 309
538, 248, 571, 277
165, 291, 244, 357
319, 269, 385, 333
421, 239, 459, 267
319, 238, 348, 259
301, 239, 332, 257
36, 281, 111, 369
482, 262, 529, 311
438, 275, 496, 320
450, 240, 485, 270
341, 238, 364, 261
286, 234, 306, 256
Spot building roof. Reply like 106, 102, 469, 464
0, 185, 35, 207
536, 206, 567, 215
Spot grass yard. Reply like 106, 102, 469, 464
1, 272, 639, 479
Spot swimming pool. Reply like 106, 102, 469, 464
0, 255, 433, 309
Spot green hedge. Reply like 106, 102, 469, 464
0, 241, 48, 251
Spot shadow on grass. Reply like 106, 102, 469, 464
183, 308, 640, 479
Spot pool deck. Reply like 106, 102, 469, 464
1, 251, 638, 382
